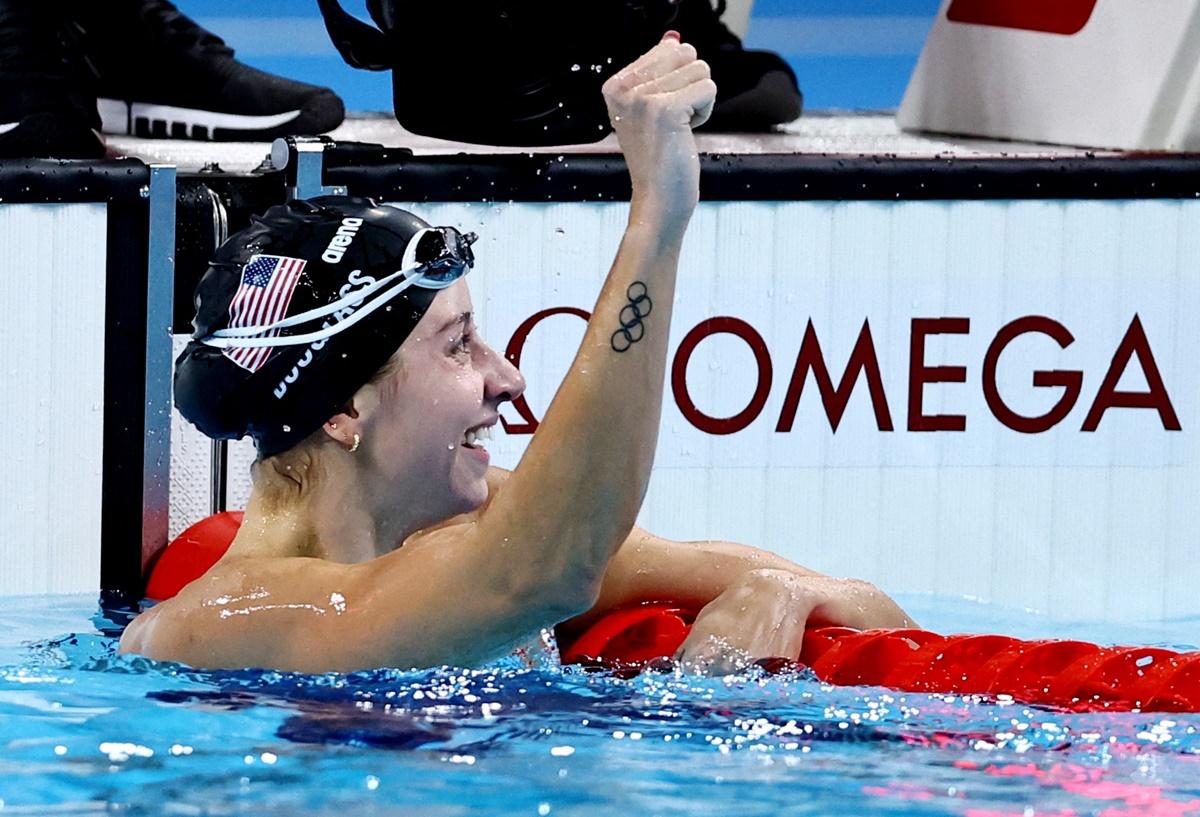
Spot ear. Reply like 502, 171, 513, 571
322, 400, 361, 445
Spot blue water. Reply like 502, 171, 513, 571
2, 594, 1199, 816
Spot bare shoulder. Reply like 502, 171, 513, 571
117, 515, 547, 672
118, 470, 564, 673
118, 555, 362, 671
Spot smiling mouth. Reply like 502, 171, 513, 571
462, 424, 494, 449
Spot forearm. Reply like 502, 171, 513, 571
474, 35, 714, 616
480, 212, 685, 606
522, 207, 684, 524
558, 533, 821, 637
620, 537, 820, 606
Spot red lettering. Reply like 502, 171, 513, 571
909, 318, 970, 432
775, 319, 893, 433
672, 317, 772, 435
500, 306, 591, 434
983, 316, 1082, 433
1082, 314, 1181, 431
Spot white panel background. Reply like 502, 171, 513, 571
899, 0, 1200, 150
0, 205, 108, 595
169, 199, 1200, 622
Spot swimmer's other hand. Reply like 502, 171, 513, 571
602, 33, 716, 227
673, 571, 914, 675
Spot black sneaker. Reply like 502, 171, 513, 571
0, 0, 104, 159
69, 0, 344, 142
674, 0, 802, 130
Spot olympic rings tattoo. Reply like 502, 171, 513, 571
611, 281, 653, 352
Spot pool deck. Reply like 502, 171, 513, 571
106, 112, 1103, 175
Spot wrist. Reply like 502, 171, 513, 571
628, 195, 693, 246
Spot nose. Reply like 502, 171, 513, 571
480, 339, 526, 406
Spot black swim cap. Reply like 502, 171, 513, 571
175, 196, 469, 457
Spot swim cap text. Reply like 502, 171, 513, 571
321, 217, 364, 264
272, 269, 378, 400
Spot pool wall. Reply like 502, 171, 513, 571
4, 146, 1198, 627
0, 162, 175, 599
168, 158, 1200, 623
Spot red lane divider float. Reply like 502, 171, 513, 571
149, 514, 1200, 712
558, 602, 1200, 713
144, 511, 241, 601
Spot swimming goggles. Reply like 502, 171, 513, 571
201, 226, 477, 350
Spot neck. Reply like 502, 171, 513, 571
233, 443, 425, 563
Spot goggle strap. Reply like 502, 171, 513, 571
210, 262, 420, 340
203, 270, 433, 350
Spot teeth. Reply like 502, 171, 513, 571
462, 425, 495, 448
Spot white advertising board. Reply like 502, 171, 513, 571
0, 204, 108, 595
170, 198, 1200, 622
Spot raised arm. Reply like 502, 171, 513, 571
468, 36, 716, 614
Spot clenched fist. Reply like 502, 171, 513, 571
602, 32, 716, 230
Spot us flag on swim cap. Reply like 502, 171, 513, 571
223, 254, 306, 372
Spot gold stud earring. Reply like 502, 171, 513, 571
349, 433, 361, 453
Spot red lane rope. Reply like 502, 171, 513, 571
558, 603, 1200, 713
150, 514, 1200, 712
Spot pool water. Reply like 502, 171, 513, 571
1, 593, 1199, 817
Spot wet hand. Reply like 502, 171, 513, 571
674, 571, 914, 675
602, 32, 716, 228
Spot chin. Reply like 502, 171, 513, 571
446, 473, 489, 516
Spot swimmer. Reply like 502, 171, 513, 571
120, 34, 912, 674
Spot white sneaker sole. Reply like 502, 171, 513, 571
98, 98, 301, 139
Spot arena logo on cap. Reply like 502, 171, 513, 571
321, 217, 364, 264
946, 0, 1097, 35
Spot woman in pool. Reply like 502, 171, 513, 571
121, 34, 912, 673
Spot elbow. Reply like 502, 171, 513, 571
549, 574, 605, 623
525, 558, 608, 624
526, 569, 603, 624
512, 523, 631, 624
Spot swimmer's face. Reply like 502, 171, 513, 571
354, 279, 524, 520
